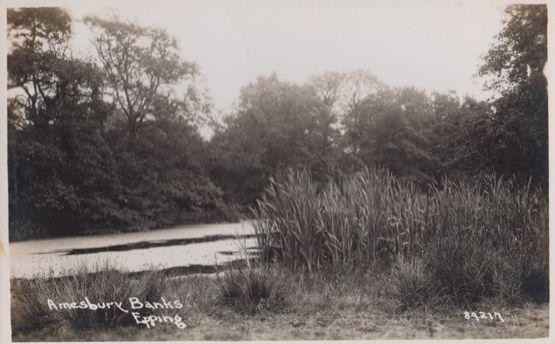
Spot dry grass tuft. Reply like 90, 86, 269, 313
12, 261, 167, 334
215, 261, 285, 314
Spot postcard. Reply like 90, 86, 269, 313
0, 0, 552, 342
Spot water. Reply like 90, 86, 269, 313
10, 221, 256, 279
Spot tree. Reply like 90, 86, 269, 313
479, 5, 547, 91
209, 74, 341, 205
8, 7, 71, 130
8, 8, 230, 239
8, 8, 121, 238
308, 70, 385, 122
85, 16, 200, 137
478, 4, 547, 186
430, 93, 496, 178
343, 86, 437, 181
83, 17, 225, 228
8, 8, 109, 133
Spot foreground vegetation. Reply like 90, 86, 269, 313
11, 261, 549, 341
254, 170, 549, 305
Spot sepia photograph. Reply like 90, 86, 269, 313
1, 0, 551, 341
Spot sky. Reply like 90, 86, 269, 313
10, 0, 509, 113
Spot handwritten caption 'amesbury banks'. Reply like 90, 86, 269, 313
46, 297, 187, 329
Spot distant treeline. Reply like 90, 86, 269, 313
7, 5, 547, 240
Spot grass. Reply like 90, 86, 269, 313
11, 263, 549, 341
252, 169, 549, 306
11, 261, 169, 334
214, 260, 285, 314
389, 256, 443, 311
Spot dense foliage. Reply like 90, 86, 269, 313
8, 5, 547, 240
8, 8, 228, 239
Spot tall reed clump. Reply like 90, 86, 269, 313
252, 169, 548, 305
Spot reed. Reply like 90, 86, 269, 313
251, 169, 548, 304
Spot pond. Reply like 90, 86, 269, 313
10, 221, 256, 279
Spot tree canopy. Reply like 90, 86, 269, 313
209, 74, 342, 205
479, 4, 548, 185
